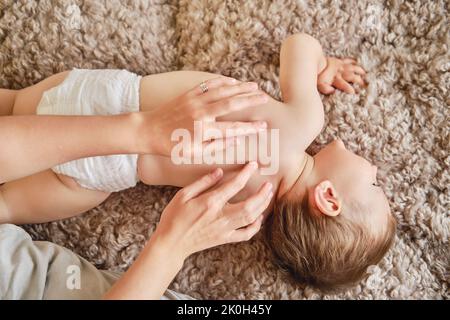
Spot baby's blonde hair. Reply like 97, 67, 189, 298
264, 192, 396, 292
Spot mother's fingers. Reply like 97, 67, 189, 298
226, 181, 274, 229
200, 81, 259, 104
203, 120, 267, 139
184, 77, 268, 120
229, 215, 264, 243
177, 168, 223, 202
188, 77, 239, 97
206, 161, 259, 206
208, 92, 269, 118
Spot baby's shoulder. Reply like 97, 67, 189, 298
266, 100, 321, 150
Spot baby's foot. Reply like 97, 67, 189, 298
317, 57, 367, 95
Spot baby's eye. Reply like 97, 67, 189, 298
372, 182, 381, 187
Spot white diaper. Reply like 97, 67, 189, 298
36, 68, 141, 192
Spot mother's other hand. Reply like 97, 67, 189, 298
153, 162, 273, 260
104, 162, 273, 299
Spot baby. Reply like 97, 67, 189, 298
0, 33, 396, 291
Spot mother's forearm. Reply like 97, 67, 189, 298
0, 113, 141, 183
103, 233, 184, 300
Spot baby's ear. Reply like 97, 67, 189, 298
312, 180, 342, 217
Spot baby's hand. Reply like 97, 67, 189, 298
317, 57, 367, 95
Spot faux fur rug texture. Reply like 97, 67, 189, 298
0, 0, 448, 299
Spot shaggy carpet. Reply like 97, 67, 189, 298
0, 0, 448, 299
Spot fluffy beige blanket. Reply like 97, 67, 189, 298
1, 0, 448, 299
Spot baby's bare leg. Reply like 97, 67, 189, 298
12, 71, 70, 115
0, 170, 109, 224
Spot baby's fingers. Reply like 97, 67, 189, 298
343, 58, 357, 65
334, 76, 355, 94
342, 72, 366, 88
349, 65, 366, 76
318, 82, 336, 95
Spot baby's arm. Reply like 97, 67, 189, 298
279, 33, 367, 138
279, 33, 327, 141
280, 33, 366, 100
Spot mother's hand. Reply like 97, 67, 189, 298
104, 162, 273, 299
138, 77, 269, 157
153, 162, 274, 260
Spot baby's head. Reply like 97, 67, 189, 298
265, 139, 396, 291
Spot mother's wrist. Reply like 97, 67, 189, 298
128, 112, 159, 155
147, 230, 188, 267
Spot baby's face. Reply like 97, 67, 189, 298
313, 139, 391, 229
